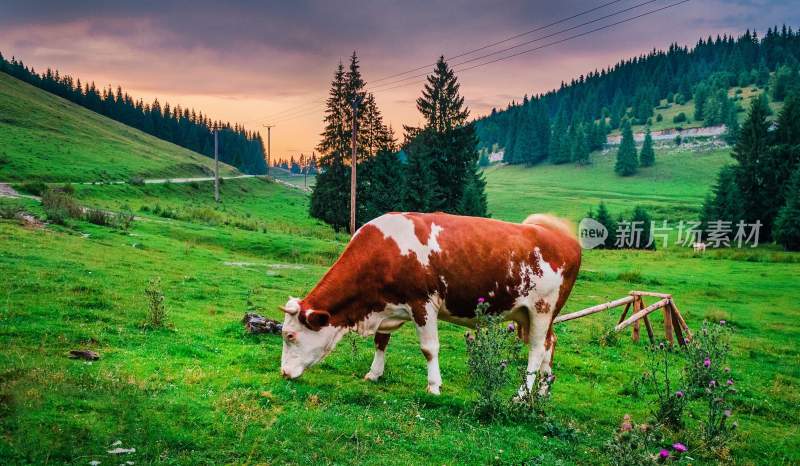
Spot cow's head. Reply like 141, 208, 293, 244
279, 297, 346, 379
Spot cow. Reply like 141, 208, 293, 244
279, 212, 582, 395
693, 242, 707, 253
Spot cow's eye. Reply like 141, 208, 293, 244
283, 331, 297, 343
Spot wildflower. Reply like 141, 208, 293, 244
620, 414, 633, 432
464, 331, 475, 343
659, 449, 670, 459
703, 357, 711, 368
709, 380, 717, 388
723, 409, 732, 418
672, 443, 687, 453
546, 374, 556, 383
507, 322, 516, 332
675, 390, 684, 399
477, 297, 485, 304
727, 379, 734, 386
719, 320, 726, 325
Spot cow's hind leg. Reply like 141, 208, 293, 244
415, 300, 442, 395
364, 333, 391, 382
538, 327, 556, 396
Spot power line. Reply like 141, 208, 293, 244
265, 0, 634, 123
366, 0, 691, 95
369, 0, 628, 84
271, 0, 691, 123
367, 0, 662, 92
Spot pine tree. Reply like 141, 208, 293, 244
615, 121, 639, 176
631, 206, 655, 250
416, 56, 469, 132
593, 201, 617, 248
572, 125, 591, 165
773, 167, 800, 251
732, 94, 776, 237
361, 150, 405, 222
639, 127, 655, 167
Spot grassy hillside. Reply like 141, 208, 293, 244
1, 155, 798, 464
484, 143, 732, 222
0, 72, 239, 183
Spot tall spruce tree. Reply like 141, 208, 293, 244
615, 121, 639, 176
732, 94, 776, 237
572, 124, 591, 165
405, 57, 487, 216
639, 127, 655, 167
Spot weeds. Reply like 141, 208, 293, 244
84, 208, 112, 226
41, 187, 81, 225
644, 342, 687, 430
0, 198, 23, 219
465, 299, 522, 420
143, 277, 168, 329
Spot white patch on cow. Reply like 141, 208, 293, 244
439, 275, 448, 290
488, 290, 495, 297
416, 294, 443, 394
365, 214, 443, 267
364, 348, 386, 381
280, 298, 348, 379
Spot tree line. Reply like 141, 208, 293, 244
0, 52, 267, 175
701, 92, 800, 250
310, 54, 487, 231
475, 26, 800, 167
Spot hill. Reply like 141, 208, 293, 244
0, 72, 240, 183
475, 27, 800, 163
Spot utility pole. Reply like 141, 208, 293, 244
263, 124, 275, 177
212, 123, 221, 203
350, 96, 362, 235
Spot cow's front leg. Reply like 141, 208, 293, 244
364, 333, 390, 381
415, 301, 442, 395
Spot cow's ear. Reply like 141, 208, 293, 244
305, 310, 331, 331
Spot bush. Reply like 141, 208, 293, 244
656, 113, 663, 122
605, 416, 669, 466
128, 176, 145, 186
674, 135, 683, 146
85, 208, 112, 226
17, 181, 47, 196
0, 198, 23, 219
116, 205, 135, 231
673, 112, 687, 123
41, 188, 82, 225
143, 277, 168, 328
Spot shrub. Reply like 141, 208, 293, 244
143, 277, 168, 328
674, 135, 683, 146
128, 176, 145, 186
84, 208, 112, 226
656, 113, 663, 122
683, 321, 731, 398
41, 188, 81, 225
0, 198, 23, 219
17, 181, 47, 196
116, 205, 135, 231
605, 416, 669, 466
465, 299, 522, 420
673, 112, 687, 123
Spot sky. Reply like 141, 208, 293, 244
1, 0, 798, 158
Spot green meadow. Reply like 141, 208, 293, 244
1, 73, 799, 465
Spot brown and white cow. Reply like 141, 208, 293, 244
279, 212, 581, 395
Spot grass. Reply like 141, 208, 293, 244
0, 156, 798, 464
0, 72, 239, 183
482, 143, 731, 222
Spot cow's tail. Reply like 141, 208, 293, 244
522, 214, 576, 240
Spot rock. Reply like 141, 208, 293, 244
69, 350, 100, 361
242, 313, 282, 334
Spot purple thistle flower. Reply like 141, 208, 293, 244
675, 390, 684, 399
723, 409, 732, 418
477, 297, 485, 304
719, 320, 726, 325
659, 449, 670, 459
672, 443, 687, 453
727, 379, 734, 386
709, 380, 717, 388
507, 322, 516, 332
703, 357, 711, 368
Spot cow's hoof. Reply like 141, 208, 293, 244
426, 384, 441, 395
363, 371, 382, 382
